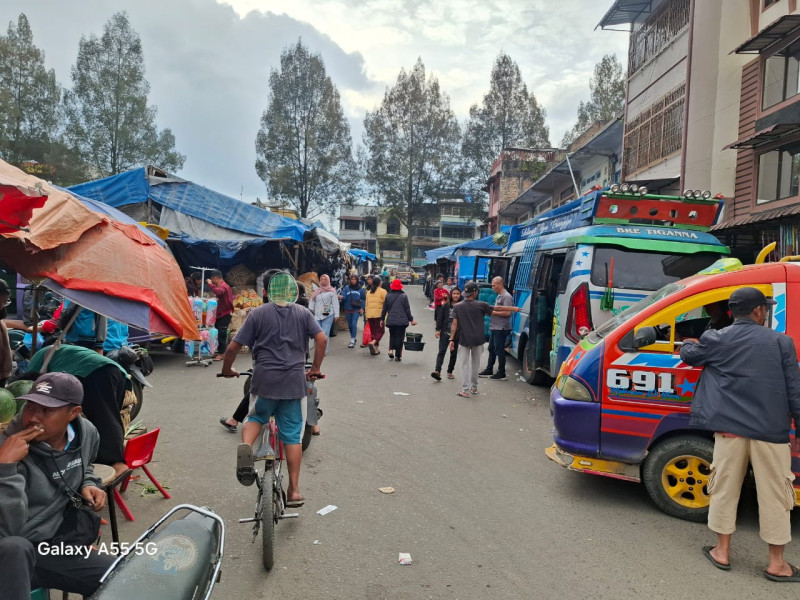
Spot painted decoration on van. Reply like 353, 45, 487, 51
605, 368, 694, 403
772, 283, 786, 333
550, 301, 561, 375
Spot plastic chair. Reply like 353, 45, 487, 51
113, 428, 171, 522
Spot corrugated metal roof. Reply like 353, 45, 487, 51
597, 0, 654, 28
712, 203, 800, 230
732, 14, 800, 54
725, 124, 800, 150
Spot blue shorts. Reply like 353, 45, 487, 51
245, 396, 304, 445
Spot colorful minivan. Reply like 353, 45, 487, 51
499, 186, 728, 385
547, 252, 800, 521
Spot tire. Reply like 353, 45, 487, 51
129, 378, 144, 420
302, 425, 313, 452
642, 435, 713, 522
260, 468, 275, 570
521, 341, 549, 385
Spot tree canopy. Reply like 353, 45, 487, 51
0, 14, 61, 166
561, 54, 625, 147
462, 53, 551, 192
255, 39, 356, 219
63, 12, 184, 177
362, 58, 462, 259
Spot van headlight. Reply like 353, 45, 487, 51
556, 375, 593, 402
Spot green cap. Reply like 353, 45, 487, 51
268, 272, 298, 306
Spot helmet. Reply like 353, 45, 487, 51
108, 345, 137, 368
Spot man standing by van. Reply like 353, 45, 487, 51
680, 287, 800, 582
479, 276, 514, 381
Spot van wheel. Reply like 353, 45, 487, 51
642, 435, 713, 522
521, 341, 550, 386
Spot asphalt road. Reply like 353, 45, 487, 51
116, 286, 800, 599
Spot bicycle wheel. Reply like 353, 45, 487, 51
260, 467, 275, 570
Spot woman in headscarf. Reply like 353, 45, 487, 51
365, 276, 387, 355
381, 279, 416, 362
309, 274, 339, 355
340, 274, 366, 349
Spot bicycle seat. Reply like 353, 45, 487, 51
254, 444, 276, 461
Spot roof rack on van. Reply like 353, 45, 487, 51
506, 186, 723, 248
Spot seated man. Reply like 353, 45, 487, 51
25, 343, 129, 476
0, 372, 113, 599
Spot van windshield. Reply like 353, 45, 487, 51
587, 282, 685, 342
591, 247, 721, 291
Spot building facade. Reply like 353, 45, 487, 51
338, 204, 378, 254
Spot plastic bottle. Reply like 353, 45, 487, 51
206, 299, 218, 326
192, 297, 204, 325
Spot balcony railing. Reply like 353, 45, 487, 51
628, 0, 690, 76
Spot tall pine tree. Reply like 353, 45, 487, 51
255, 40, 357, 219
363, 59, 461, 260
64, 12, 184, 177
0, 14, 61, 166
561, 54, 625, 147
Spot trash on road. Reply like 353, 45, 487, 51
398, 552, 412, 565
393, 392, 411, 396
356, 400, 365, 404
379, 486, 396, 494
313, 540, 321, 545
317, 505, 338, 516
501, 414, 507, 418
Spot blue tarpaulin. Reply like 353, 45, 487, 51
68, 168, 310, 245
425, 243, 461, 264
349, 248, 376, 262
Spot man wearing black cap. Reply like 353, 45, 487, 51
681, 287, 800, 582
0, 372, 114, 599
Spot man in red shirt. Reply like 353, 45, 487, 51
207, 270, 234, 361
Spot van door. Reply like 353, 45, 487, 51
531, 251, 567, 375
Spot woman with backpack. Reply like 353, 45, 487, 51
340, 274, 366, 349
309, 274, 339, 355
381, 279, 417, 362
431, 287, 462, 380
365, 276, 387, 356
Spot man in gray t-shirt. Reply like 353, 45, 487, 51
451, 282, 518, 397
479, 277, 514, 381
220, 274, 326, 507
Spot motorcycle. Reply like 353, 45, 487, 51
93, 504, 224, 600
107, 345, 154, 420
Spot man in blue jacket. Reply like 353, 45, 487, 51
681, 287, 800, 582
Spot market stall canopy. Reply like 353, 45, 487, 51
425, 243, 461, 264
0, 161, 200, 340
0, 176, 49, 234
349, 248, 376, 262
69, 167, 313, 258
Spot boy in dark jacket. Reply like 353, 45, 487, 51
0, 372, 113, 599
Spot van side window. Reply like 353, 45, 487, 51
557, 250, 576, 294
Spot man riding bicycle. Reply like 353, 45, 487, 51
219, 273, 325, 507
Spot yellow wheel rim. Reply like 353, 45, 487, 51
661, 455, 711, 509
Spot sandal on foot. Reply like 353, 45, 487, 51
702, 546, 731, 571
286, 496, 305, 508
431, 371, 442, 381
765, 565, 800, 582
219, 417, 238, 433
447, 372, 455, 379
236, 443, 256, 487
456, 391, 470, 398
368, 343, 377, 356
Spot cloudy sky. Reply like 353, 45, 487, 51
5, 0, 628, 204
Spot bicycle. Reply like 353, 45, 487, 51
222, 369, 323, 570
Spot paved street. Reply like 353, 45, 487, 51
117, 286, 800, 599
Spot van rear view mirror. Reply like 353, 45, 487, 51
633, 326, 657, 349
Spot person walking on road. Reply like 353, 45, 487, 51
309, 274, 339, 355
381, 279, 416, 362
207, 270, 234, 362
450, 282, 519, 398
220, 273, 326, 507
479, 276, 514, 381
365, 276, 387, 356
680, 287, 800, 582
340, 274, 366, 349
432, 287, 462, 381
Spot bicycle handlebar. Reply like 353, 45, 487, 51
216, 371, 325, 380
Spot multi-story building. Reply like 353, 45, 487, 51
484, 148, 563, 233
600, 0, 800, 260
338, 204, 378, 254
499, 119, 623, 222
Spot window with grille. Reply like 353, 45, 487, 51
623, 84, 685, 176
628, 0, 690, 75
